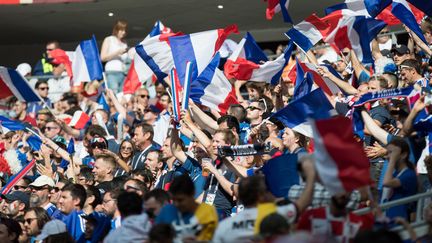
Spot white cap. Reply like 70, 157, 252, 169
16, 63, 32, 77
35, 220, 67, 241
29, 175, 55, 187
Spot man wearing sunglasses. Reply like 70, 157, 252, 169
29, 175, 64, 220
27, 80, 52, 119
399, 59, 429, 88
1, 191, 30, 219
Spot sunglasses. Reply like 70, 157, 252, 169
31, 186, 49, 191
121, 146, 133, 151
138, 94, 150, 99
91, 142, 107, 149
13, 185, 27, 190
51, 187, 61, 192
38, 87, 49, 91
342, 52, 350, 56
380, 31, 389, 34
247, 106, 261, 111
125, 185, 140, 191
24, 218, 37, 225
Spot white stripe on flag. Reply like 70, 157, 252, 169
190, 30, 220, 74
72, 46, 91, 84
0, 67, 25, 101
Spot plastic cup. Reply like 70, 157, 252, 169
201, 158, 212, 177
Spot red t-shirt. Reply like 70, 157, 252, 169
22, 115, 37, 127
297, 207, 374, 243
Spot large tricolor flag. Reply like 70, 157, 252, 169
271, 88, 334, 137
0, 67, 41, 102
323, 14, 386, 64
247, 41, 295, 85
265, 0, 293, 23
285, 14, 330, 53
123, 21, 174, 94
135, 32, 182, 84
376, 3, 424, 26
68, 111, 90, 129
224, 32, 268, 80
169, 25, 238, 86
71, 36, 104, 85
312, 116, 371, 195
190, 53, 238, 113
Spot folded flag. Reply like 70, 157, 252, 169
261, 153, 300, 197
377, 4, 424, 26
312, 116, 371, 195
68, 111, 90, 129
169, 25, 238, 86
271, 88, 334, 137
224, 32, 268, 80
389, 0, 428, 45
0, 67, 41, 102
265, 0, 293, 23
285, 14, 330, 53
123, 21, 174, 94
292, 62, 342, 96
190, 53, 238, 114
294, 72, 314, 100
353, 86, 419, 107
0, 115, 26, 133
247, 41, 295, 85
325, 0, 391, 18
97, 93, 109, 111
407, 0, 432, 16
323, 13, 386, 64
71, 36, 103, 86
135, 32, 182, 83
49, 49, 73, 77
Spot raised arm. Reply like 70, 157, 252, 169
361, 110, 389, 145
170, 125, 188, 163
189, 101, 218, 132
403, 96, 426, 135
317, 66, 358, 95
350, 50, 369, 80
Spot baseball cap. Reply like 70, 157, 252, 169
1, 191, 30, 208
145, 105, 161, 114
392, 44, 410, 55
35, 220, 67, 241
16, 63, 32, 77
29, 175, 55, 188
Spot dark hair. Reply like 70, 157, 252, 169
117, 191, 143, 218
46, 40, 60, 49
85, 125, 107, 138
293, 131, 308, 149
149, 223, 176, 243
400, 59, 421, 74
79, 167, 95, 184
259, 96, 274, 113
0, 217, 22, 243
62, 184, 87, 209
132, 169, 155, 189
169, 174, 195, 196
217, 115, 240, 134
388, 138, 414, 169
119, 140, 136, 161
110, 176, 128, 190
228, 104, 247, 122
383, 72, 398, 88
20, 177, 32, 186
85, 185, 102, 209
369, 76, 388, 89
259, 213, 290, 238
44, 232, 75, 243
135, 122, 154, 141
238, 175, 267, 207
25, 207, 50, 231
112, 19, 128, 37
35, 80, 48, 90
60, 93, 79, 107
64, 106, 82, 117
125, 178, 147, 194
246, 82, 264, 96
144, 189, 171, 205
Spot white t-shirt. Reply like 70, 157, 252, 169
317, 48, 338, 64
47, 72, 71, 103
104, 35, 128, 72
212, 204, 297, 243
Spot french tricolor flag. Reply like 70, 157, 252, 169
0, 67, 41, 102
312, 116, 371, 195
224, 32, 268, 80
271, 88, 334, 137
285, 14, 329, 53
265, 0, 293, 23
376, 4, 424, 26
71, 36, 104, 86
135, 32, 182, 84
190, 53, 238, 114
169, 25, 238, 86
68, 111, 90, 129
325, 0, 391, 18
124, 21, 175, 94
407, 0, 432, 16
323, 13, 386, 64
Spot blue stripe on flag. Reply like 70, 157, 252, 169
8, 69, 41, 102
0, 116, 26, 131
80, 36, 103, 81
353, 16, 386, 64
407, 0, 432, 16
135, 45, 168, 81
392, 2, 428, 45
169, 35, 199, 86
285, 28, 314, 53
365, 0, 392, 17
279, 0, 293, 23
189, 53, 221, 104
244, 32, 268, 64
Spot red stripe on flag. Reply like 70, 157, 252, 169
217, 86, 239, 114
315, 116, 370, 192
2, 159, 36, 195
224, 58, 259, 80
0, 77, 14, 99
123, 61, 141, 94
215, 25, 239, 54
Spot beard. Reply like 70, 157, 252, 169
30, 194, 48, 208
